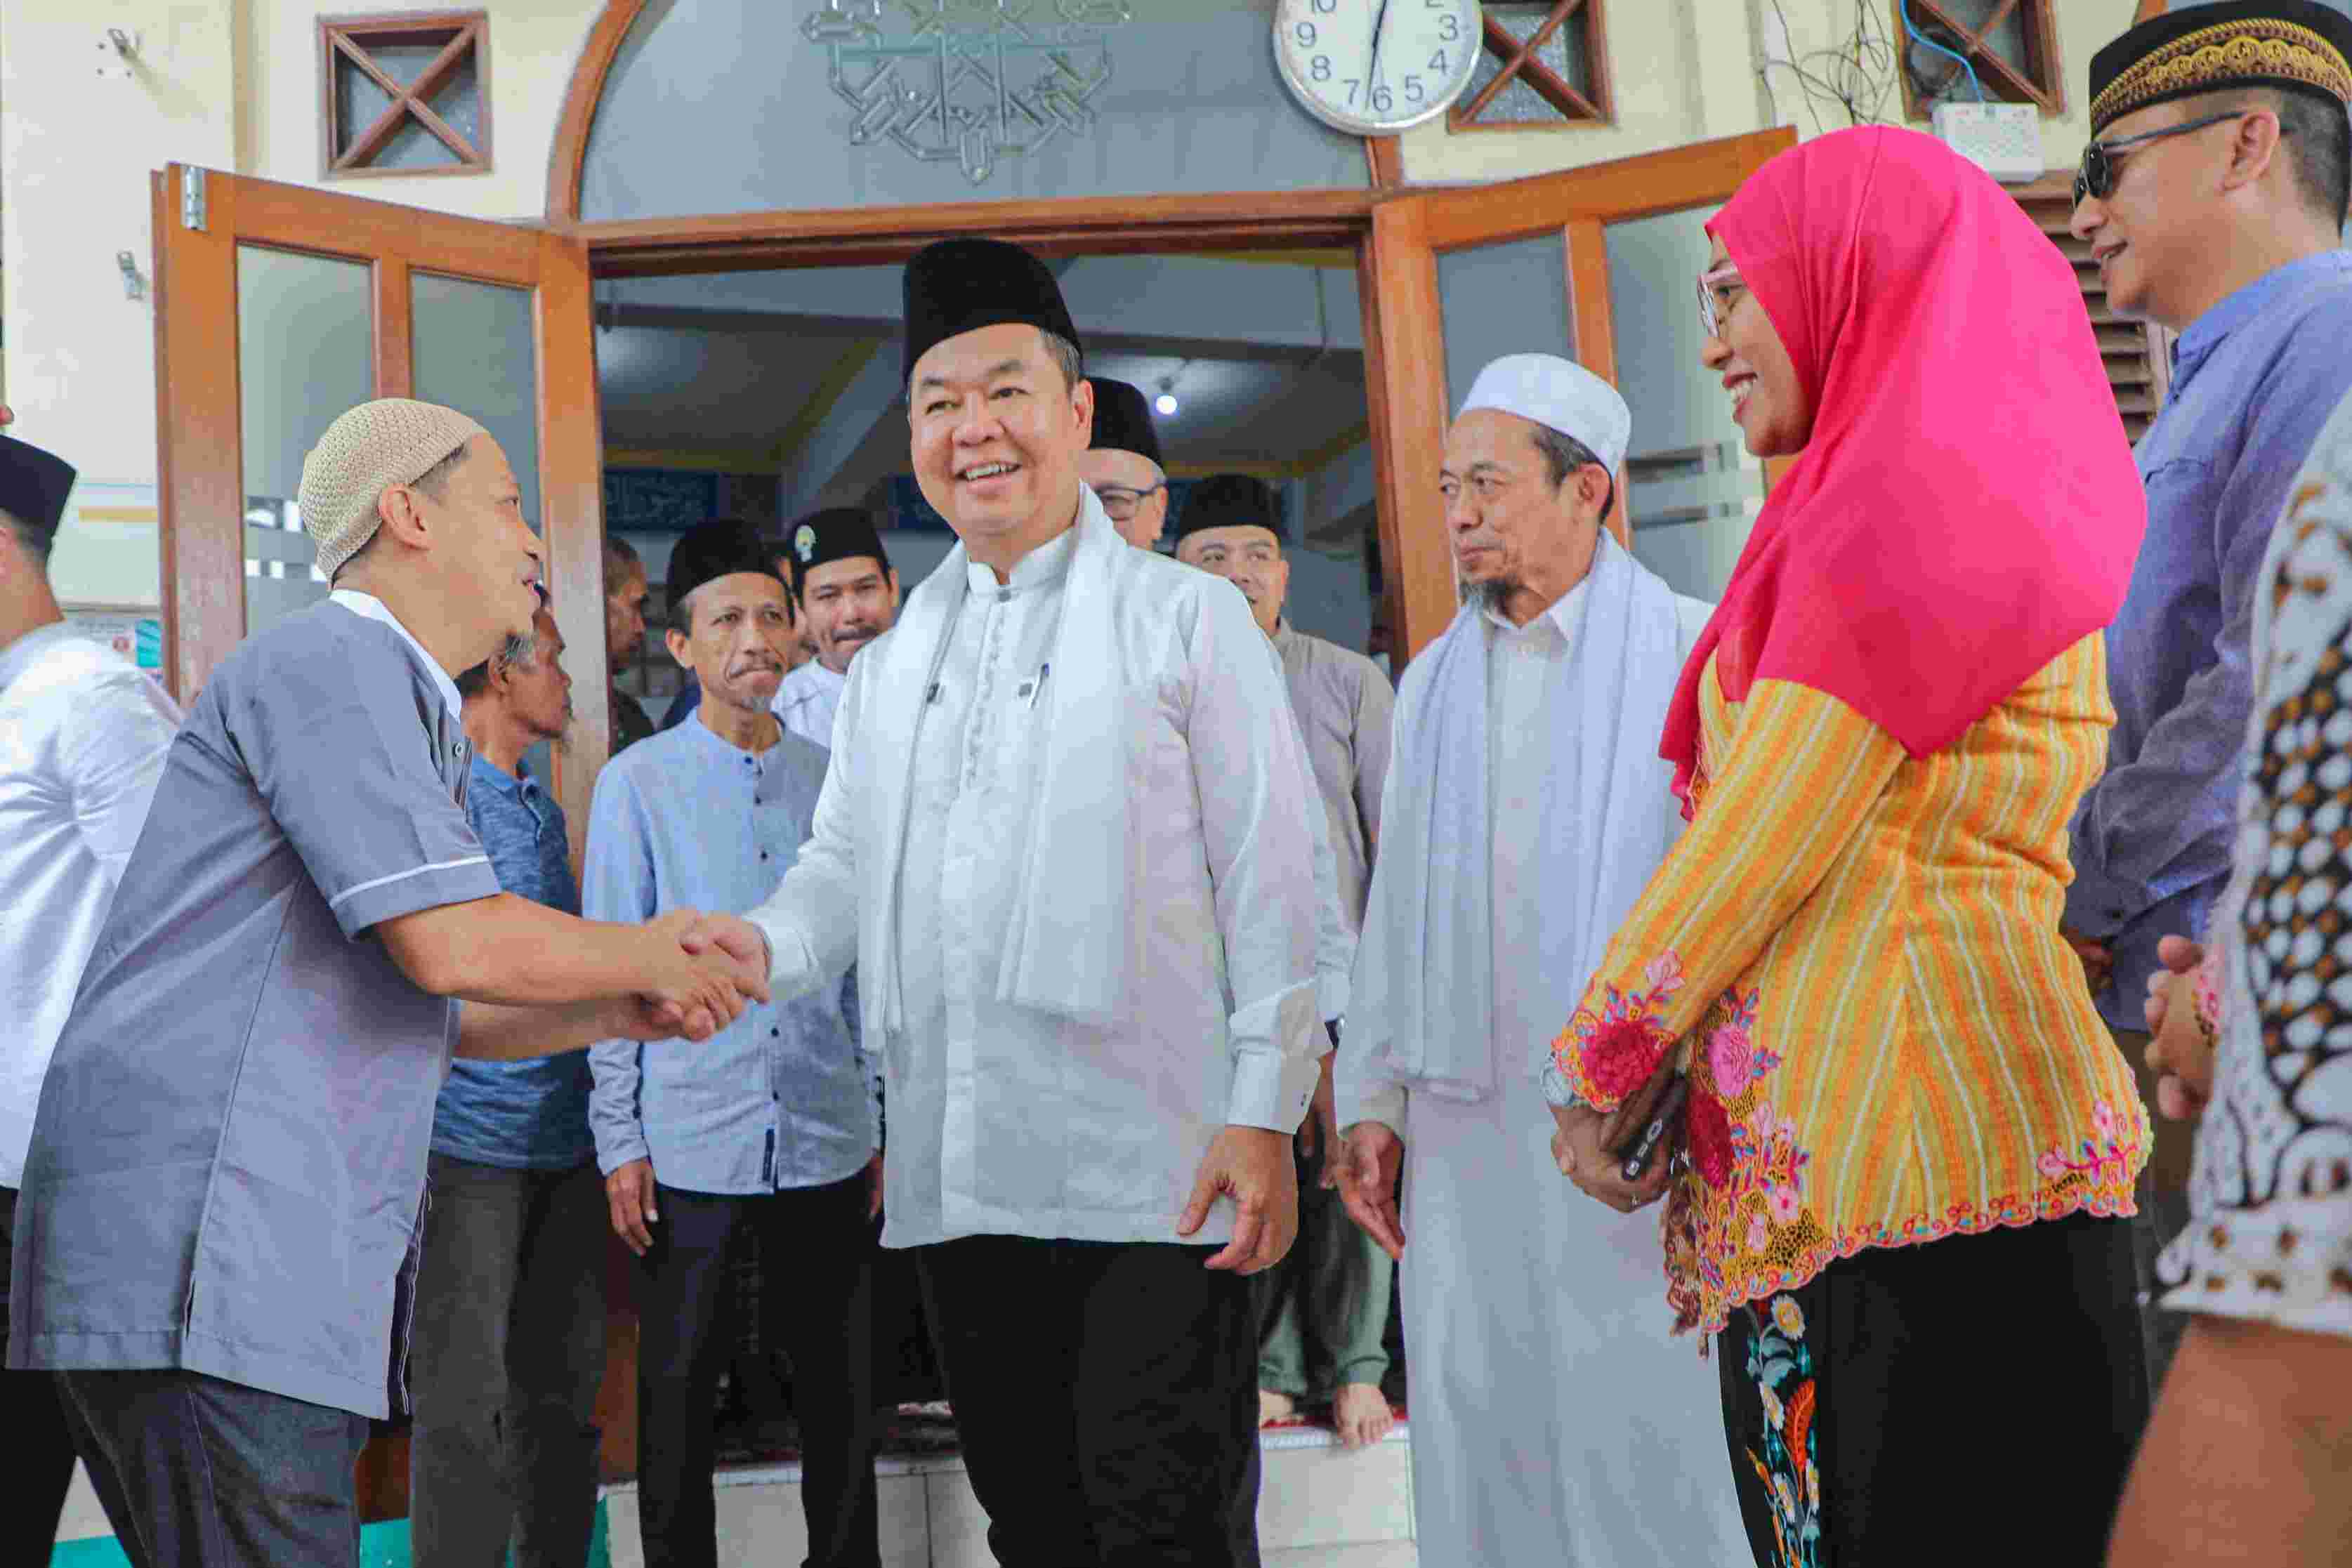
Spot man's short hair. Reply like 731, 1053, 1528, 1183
1044, 330, 1084, 393
0, 507, 52, 570
2193, 87, 2352, 230
410, 441, 471, 504
604, 534, 644, 590
1529, 425, 1619, 523
455, 626, 541, 700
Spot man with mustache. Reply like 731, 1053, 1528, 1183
586, 518, 883, 1568
1175, 474, 1399, 1451
10, 400, 763, 1567
774, 509, 900, 749
408, 606, 610, 1567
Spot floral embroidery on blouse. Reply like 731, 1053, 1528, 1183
1744, 1294, 1822, 1568
2035, 1101, 2138, 1189
1552, 951, 1686, 1110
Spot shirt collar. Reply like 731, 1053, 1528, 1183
0, 620, 84, 698
2172, 251, 2352, 396
1270, 618, 1297, 654
468, 752, 537, 801
685, 705, 781, 766
329, 589, 463, 719
964, 522, 1080, 595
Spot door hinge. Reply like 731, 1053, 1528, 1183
180, 167, 207, 232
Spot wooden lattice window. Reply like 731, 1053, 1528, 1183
320, 11, 492, 180
2016, 183, 2170, 442
1450, 1, 1614, 131
1893, 1, 2065, 117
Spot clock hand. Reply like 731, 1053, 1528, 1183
1365, 0, 1393, 102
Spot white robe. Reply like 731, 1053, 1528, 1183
770, 658, 846, 750
1341, 569, 1749, 1568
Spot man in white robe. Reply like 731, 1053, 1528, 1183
772, 507, 899, 749
691, 238, 1325, 1565
1334, 355, 1749, 1567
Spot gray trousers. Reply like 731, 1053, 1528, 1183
409, 1154, 607, 1568
1257, 1148, 1393, 1401
60, 1368, 369, 1568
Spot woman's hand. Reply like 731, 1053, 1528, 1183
2143, 935, 2214, 1123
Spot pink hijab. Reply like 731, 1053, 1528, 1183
1664, 128, 2146, 805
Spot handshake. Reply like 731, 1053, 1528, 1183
626, 910, 779, 1043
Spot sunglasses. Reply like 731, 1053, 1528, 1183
1697, 263, 1746, 339
2073, 110, 2263, 206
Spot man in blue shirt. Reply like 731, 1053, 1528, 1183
407, 605, 607, 1567
587, 519, 881, 1568
2065, 0, 2352, 1388
658, 523, 815, 734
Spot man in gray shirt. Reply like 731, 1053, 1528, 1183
9, 400, 764, 1568
589, 520, 882, 1568
1176, 474, 1398, 1449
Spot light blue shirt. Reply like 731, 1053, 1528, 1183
584, 716, 876, 1194
2066, 250, 2352, 1028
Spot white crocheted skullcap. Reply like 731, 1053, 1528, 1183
298, 399, 489, 579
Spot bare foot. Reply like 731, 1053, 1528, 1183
1332, 1383, 1395, 1449
1259, 1389, 1299, 1428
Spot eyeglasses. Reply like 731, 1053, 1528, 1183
1093, 482, 1166, 522
2073, 110, 2264, 206
1697, 263, 1746, 339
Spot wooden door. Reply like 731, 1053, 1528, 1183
147, 165, 608, 1523
149, 165, 609, 850
1359, 129, 1794, 659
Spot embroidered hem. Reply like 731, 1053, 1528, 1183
1679, 1173, 2145, 1344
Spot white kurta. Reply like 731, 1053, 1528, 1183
1351, 585, 1747, 1568
747, 499, 1324, 1250
770, 658, 847, 750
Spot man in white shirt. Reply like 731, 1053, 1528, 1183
772, 508, 899, 749
688, 238, 1325, 1564
1333, 357, 1746, 1567
0, 427, 180, 1563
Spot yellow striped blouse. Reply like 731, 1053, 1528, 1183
1550, 635, 2149, 1338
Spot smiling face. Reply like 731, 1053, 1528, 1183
416, 435, 543, 653
1698, 234, 1811, 459
1176, 525, 1289, 635
799, 553, 900, 674
909, 323, 1094, 570
2068, 98, 2268, 329
666, 572, 795, 716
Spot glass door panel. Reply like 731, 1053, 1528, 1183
236, 246, 373, 635
1433, 233, 1571, 414
412, 271, 544, 528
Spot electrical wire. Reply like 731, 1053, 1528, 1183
1899, 0, 1984, 104
1756, 0, 1899, 133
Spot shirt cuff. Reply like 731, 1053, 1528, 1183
747, 908, 823, 998
1226, 1050, 1322, 1133
2062, 859, 2135, 940
1541, 1058, 1589, 1112
1336, 1078, 1407, 1140
593, 1130, 650, 1178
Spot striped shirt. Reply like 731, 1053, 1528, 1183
1552, 638, 2147, 1337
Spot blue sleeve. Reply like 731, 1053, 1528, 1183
2068, 341, 2352, 935
584, 765, 660, 1175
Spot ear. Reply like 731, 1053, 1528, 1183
374, 482, 434, 553
886, 569, 902, 610
2225, 107, 2287, 192
1577, 463, 1614, 520
665, 626, 694, 671
1072, 376, 1097, 442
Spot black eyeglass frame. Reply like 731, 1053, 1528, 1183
2074, 110, 2271, 206
1092, 481, 1168, 519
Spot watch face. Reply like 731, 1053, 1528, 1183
1274, 0, 1483, 136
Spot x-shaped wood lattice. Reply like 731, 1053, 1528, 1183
324, 14, 488, 174
1451, 0, 1612, 127
1898, 0, 2062, 113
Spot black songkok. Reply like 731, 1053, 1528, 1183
1088, 378, 1164, 470
784, 508, 891, 597
902, 239, 1082, 382
2090, 1, 2352, 134
666, 515, 780, 611
1174, 473, 1287, 546
0, 434, 77, 546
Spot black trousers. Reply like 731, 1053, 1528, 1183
635, 1173, 880, 1568
1717, 1213, 2148, 1567
4, 1185, 83, 1563
917, 1236, 1261, 1567
60, 1369, 370, 1568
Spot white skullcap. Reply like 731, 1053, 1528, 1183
1457, 354, 1631, 475
298, 399, 488, 579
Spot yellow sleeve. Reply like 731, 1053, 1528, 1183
1549, 677, 1907, 1111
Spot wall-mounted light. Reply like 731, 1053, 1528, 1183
1155, 373, 1181, 418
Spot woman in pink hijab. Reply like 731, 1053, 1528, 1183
1544, 127, 2152, 1563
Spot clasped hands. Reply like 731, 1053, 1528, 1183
623, 909, 774, 1043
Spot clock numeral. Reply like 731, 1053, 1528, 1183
1311, 53, 1332, 81
1294, 21, 1316, 46
1428, 49, 1449, 73
1437, 13, 1459, 39
1370, 83, 1394, 112
1343, 78, 1360, 105
1404, 73, 1424, 103
1313, 0, 1336, 10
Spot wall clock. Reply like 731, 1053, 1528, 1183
1273, 0, 1484, 137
